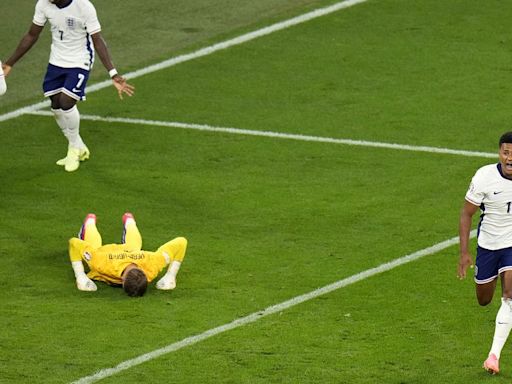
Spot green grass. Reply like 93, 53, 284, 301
1, 0, 511, 383
0, 0, 339, 114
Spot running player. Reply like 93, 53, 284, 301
2, 0, 134, 172
459, 131, 512, 374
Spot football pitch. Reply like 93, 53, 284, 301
1, 0, 512, 382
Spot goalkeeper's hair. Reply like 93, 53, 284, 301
123, 268, 147, 297
499, 132, 512, 147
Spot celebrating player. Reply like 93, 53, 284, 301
2, 0, 134, 172
0, 60, 6, 95
69, 213, 187, 297
458, 131, 512, 374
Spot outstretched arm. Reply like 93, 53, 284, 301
458, 200, 479, 279
69, 238, 97, 292
156, 237, 188, 290
91, 32, 135, 99
3, 23, 44, 76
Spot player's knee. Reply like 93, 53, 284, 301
176, 237, 188, 248
50, 93, 77, 110
478, 297, 492, 306
60, 98, 77, 111
476, 292, 493, 306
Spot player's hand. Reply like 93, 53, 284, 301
2, 63, 12, 76
457, 252, 473, 280
156, 274, 176, 290
76, 276, 97, 291
112, 75, 134, 100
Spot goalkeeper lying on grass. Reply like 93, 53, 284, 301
69, 213, 187, 297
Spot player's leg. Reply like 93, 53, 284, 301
0, 60, 7, 95
481, 248, 512, 374
53, 94, 89, 172
44, 65, 90, 171
78, 213, 102, 248
156, 237, 188, 290
44, 65, 75, 157
475, 246, 500, 306
483, 273, 512, 375
122, 212, 142, 250
476, 280, 497, 306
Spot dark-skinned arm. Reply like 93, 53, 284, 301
3, 23, 44, 76
91, 32, 135, 99
458, 200, 479, 279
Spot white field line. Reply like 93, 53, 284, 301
29, 110, 497, 158
71, 230, 476, 384
0, 0, 368, 123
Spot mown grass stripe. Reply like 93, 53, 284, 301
71, 231, 475, 384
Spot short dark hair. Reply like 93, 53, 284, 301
499, 132, 512, 147
123, 268, 148, 297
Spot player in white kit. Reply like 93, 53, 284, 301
459, 131, 512, 374
2, 0, 134, 172
0, 60, 6, 95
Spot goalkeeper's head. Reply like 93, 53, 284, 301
122, 265, 148, 297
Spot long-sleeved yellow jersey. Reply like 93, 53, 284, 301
69, 238, 168, 285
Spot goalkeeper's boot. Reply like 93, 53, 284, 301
483, 353, 499, 375
122, 212, 135, 225
57, 146, 90, 169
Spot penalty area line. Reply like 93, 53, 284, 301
28, 111, 497, 159
70, 230, 475, 384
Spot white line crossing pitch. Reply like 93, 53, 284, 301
0, 0, 480, 381
29, 111, 497, 158
71, 230, 476, 384
0, 0, 368, 123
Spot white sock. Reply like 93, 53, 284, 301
52, 108, 70, 142
490, 298, 512, 359
62, 105, 86, 149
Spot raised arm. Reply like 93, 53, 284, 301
156, 237, 188, 290
3, 23, 44, 75
91, 32, 135, 99
69, 238, 97, 292
458, 200, 480, 279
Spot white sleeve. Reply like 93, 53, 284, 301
0, 74, 6, 96
0, 61, 6, 95
83, 1, 101, 35
465, 171, 486, 206
32, 0, 47, 27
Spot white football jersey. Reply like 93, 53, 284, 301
466, 163, 512, 250
33, 0, 101, 70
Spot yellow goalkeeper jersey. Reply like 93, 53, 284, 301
69, 238, 167, 285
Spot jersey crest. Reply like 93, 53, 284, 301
66, 17, 76, 30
